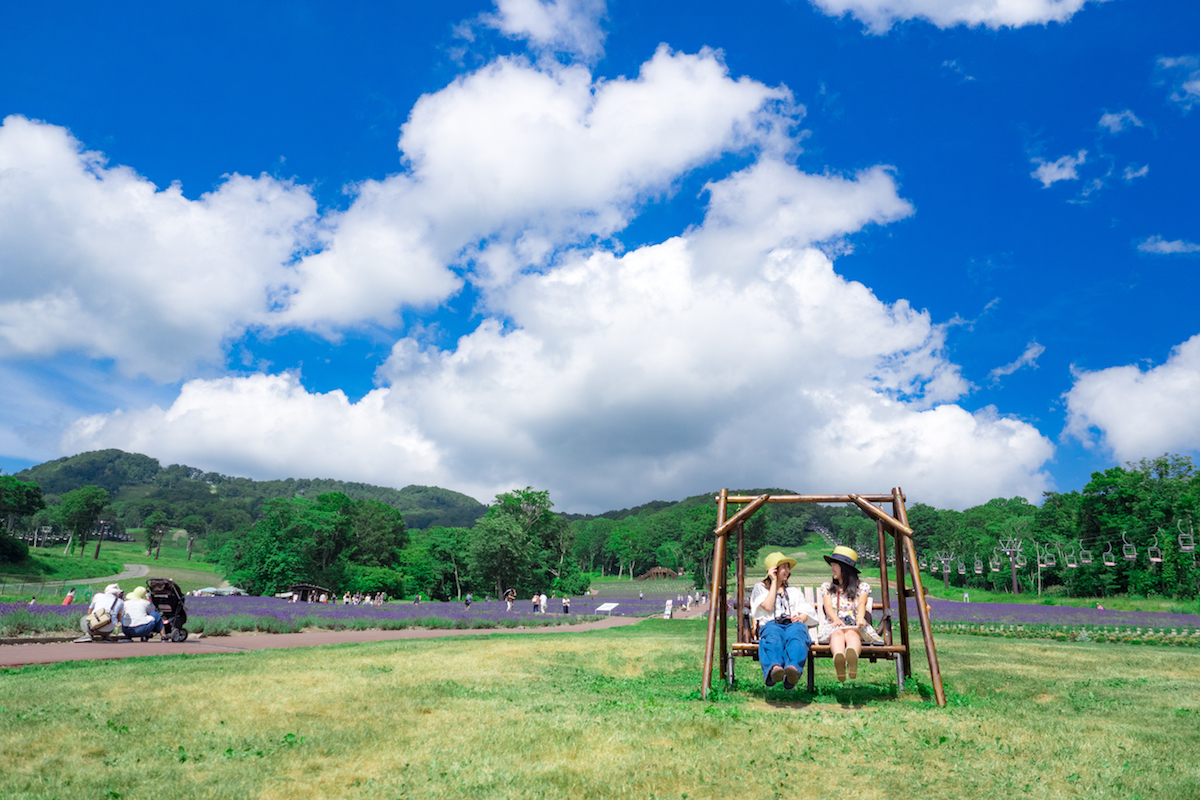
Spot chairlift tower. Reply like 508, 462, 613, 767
998, 538, 1023, 594
935, 550, 956, 592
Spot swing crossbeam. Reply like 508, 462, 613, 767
701, 487, 947, 707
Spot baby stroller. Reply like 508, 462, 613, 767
147, 577, 189, 642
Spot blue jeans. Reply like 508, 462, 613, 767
758, 620, 811, 684
123, 612, 163, 639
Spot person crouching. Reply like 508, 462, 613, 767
750, 552, 817, 690
120, 586, 164, 641
82, 584, 124, 640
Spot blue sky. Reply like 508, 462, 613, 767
1, 0, 1198, 512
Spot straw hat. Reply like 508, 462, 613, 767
764, 551, 798, 572
824, 546, 860, 571
128, 586, 148, 600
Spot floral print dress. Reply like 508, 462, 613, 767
816, 580, 884, 644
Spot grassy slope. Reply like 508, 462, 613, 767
0, 620, 1196, 799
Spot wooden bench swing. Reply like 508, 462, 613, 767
701, 487, 947, 707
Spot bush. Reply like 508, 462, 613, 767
0, 536, 29, 566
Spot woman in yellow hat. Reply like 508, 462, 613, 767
818, 546, 883, 681
749, 552, 818, 690
120, 586, 164, 642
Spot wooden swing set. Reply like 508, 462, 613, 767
701, 487, 947, 707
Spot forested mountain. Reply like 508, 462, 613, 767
14, 449, 487, 532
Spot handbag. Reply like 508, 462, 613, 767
86, 608, 112, 630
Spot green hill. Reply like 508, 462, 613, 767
14, 449, 487, 531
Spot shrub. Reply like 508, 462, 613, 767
0, 536, 29, 566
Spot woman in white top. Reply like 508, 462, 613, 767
817, 546, 884, 681
750, 552, 818, 690
120, 586, 164, 641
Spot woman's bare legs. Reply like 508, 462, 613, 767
844, 629, 862, 679
830, 629, 847, 680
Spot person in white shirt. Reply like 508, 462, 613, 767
539, 592, 548, 613
81, 584, 125, 639
120, 586, 163, 641
750, 552, 817, 690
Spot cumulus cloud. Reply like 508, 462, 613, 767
482, 0, 607, 62
1030, 150, 1086, 188
1064, 334, 1200, 461
807, 0, 1104, 34
277, 46, 795, 326
1158, 55, 1200, 112
988, 341, 1045, 383
1137, 236, 1200, 255
70, 175, 1053, 510
0, 115, 317, 380
29, 35, 1055, 511
1098, 109, 1143, 133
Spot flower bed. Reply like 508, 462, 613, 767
0, 594, 668, 637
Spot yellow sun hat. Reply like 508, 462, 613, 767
764, 551, 798, 573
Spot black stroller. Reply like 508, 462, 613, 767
147, 577, 189, 642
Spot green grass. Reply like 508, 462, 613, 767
0, 550, 125, 582
590, 576, 697, 596
2, 619, 1197, 799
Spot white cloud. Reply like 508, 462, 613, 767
0, 115, 317, 381
69, 172, 1053, 510
1137, 236, 1200, 254
1064, 334, 1200, 461
277, 46, 795, 327
1030, 150, 1086, 188
1098, 109, 1143, 133
988, 341, 1045, 383
1158, 55, 1200, 112
63, 373, 447, 491
1123, 164, 1149, 181
482, 0, 607, 62
807, 0, 1104, 34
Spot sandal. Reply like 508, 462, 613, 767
833, 652, 847, 681
783, 665, 801, 690
846, 648, 858, 680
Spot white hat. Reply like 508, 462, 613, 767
105, 583, 122, 595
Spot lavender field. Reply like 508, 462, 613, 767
0, 593, 677, 636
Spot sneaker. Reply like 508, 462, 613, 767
846, 649, 858, 680
766, 665, 785, 687
833, 652, 847, 681
783, 665, 801, 690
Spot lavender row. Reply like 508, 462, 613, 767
892, 598, 1200, 629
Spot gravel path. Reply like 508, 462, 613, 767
0, 615, 645, 669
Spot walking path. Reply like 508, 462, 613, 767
1, 563, 149, 593
0, 615, 644, 669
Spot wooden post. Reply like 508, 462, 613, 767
891, 510, 912, 681
736, 521, 746, 647
893, 487, 946, 707
701, 489, 729, 699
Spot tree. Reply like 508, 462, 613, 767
346, 499, 407, 568
143, 510, 171, 559
0, 476, 45, 533
59, 485, 110, 558
469, 513, 533, 598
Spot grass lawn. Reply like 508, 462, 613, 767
2, 619, 1197, 799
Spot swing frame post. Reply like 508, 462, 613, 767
700, 487, 947, 707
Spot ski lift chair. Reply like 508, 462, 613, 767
1122, 532, 1137, 561
919, 556, 928, 571
956, 559, 966, 576
1062, 544, 1078, 569
1148, 533, 1163, 564
1044, 546, 1057, 568
989, 551, 1001, 572
1102, 542, 1116, 567
1179, 519, 1196, 553
974, 555, 983, 575
1079, 539, 1093, 565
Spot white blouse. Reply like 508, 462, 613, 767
749, 583, 818, 626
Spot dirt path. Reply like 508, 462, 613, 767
0, 615, 646, 669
